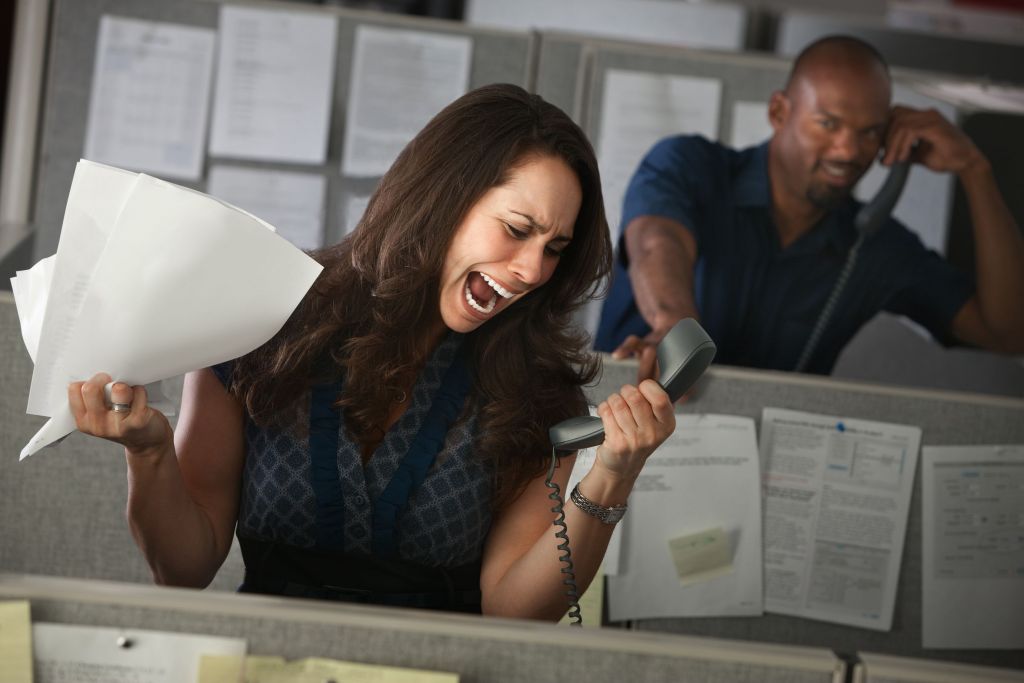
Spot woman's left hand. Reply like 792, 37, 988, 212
593, 379, 675, 482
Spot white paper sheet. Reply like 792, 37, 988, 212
729, 101, 771, 150
341, 26, 471, 177
33, 622, 245, 683
922, 444, 1024, 649
597, 70, 722, 244
19, 160, 323, 459
84, 16, 215, 181
761, 408, 921, 631
208, 5, 337, 163
208, 165, 326, 251
606, 414, 762, 621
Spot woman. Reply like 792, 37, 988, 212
69, 84, 675, 621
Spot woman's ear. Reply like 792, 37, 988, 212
768, 91, 790, 133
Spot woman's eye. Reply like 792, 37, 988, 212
544, 246, 564, 258
504, 222, 528, 239
819, 119, 836, 130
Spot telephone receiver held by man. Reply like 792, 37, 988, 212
856, 158, 912, 237
549, 318, 717, 452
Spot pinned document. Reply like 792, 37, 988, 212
342, 26, 471, 177
761, 408, 921, 631
922, 445, 1024, 649
596, 70, 721, 242
84, 16, 215, 180
208, 6, 337, 163
33, 622, 245, 682
606, 414, 762, 620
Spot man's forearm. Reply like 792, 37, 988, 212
623, 216, 700, 335
961, 159, 1024, 351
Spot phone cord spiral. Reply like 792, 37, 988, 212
546, 447, 582, 625
794, 231, 865, 373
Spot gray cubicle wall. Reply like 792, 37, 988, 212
589, 361, 1024, 670
775, 10, 1024, 86
0, 574, 846, 683
30, 0, 534, 263
0, 294, 247, 591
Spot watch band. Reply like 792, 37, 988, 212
570, 483, 627, 524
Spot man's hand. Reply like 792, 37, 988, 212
883, 106, 987, 177
611, 330, 666, 382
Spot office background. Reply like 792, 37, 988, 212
1, 0, 1023, 679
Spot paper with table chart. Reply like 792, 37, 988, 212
208, 5, 337, 163
922, 445, 1024, 649
341, 26, 471, 177
0, 601, 32, 683
198, 654, 458, 682
84, 15, 215, 181
207, 165, 327, 251
12, 159, 323, 460
606, 414, 762, 621
33, 622, 245, 683
596, 69, 721, 243
761, 408, 920, 630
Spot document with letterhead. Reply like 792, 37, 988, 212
761, 408, 920, 631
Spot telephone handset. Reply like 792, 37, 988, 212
855, 159, 912, 237
793, 159, 912, 372
544, 318, 715, 626
548, 318, 717, 452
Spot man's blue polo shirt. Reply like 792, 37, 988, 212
594, 135, 973, 374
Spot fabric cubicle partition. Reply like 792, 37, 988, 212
589, 360, 1024, 671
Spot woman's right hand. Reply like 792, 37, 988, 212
68, 373, 173, 456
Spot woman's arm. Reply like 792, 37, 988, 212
69, 368, 245, 587
479, 380, 675, 620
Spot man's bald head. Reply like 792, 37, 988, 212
785, 35, 891, 102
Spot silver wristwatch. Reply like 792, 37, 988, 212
570, 483, 627, 524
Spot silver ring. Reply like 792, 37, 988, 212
111, 402, 131, 414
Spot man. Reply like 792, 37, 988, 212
594, 35, 1024, 378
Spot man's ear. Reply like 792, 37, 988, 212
768, 91, 789, 133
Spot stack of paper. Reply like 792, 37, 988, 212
10, 159, 323, 460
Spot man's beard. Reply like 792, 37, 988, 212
806, 180, 853, 210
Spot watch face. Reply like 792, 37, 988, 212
604, 507, 626, 524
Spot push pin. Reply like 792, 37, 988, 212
116, 635, 134, 649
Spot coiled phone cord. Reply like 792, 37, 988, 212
545, 447, 583, 625
794, 159, 912, 373
793, 231, 865, 373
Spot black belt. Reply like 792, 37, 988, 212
238, 536, 482, 614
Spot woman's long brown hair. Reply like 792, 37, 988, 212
227, 83, 612, 509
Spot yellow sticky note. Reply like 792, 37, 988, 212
668, 527, 733, 585
560, 567, 604, 628
0, 601, 32, 683
199, 654, 458, 683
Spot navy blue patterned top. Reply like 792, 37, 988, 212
212, 333, 493, 568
